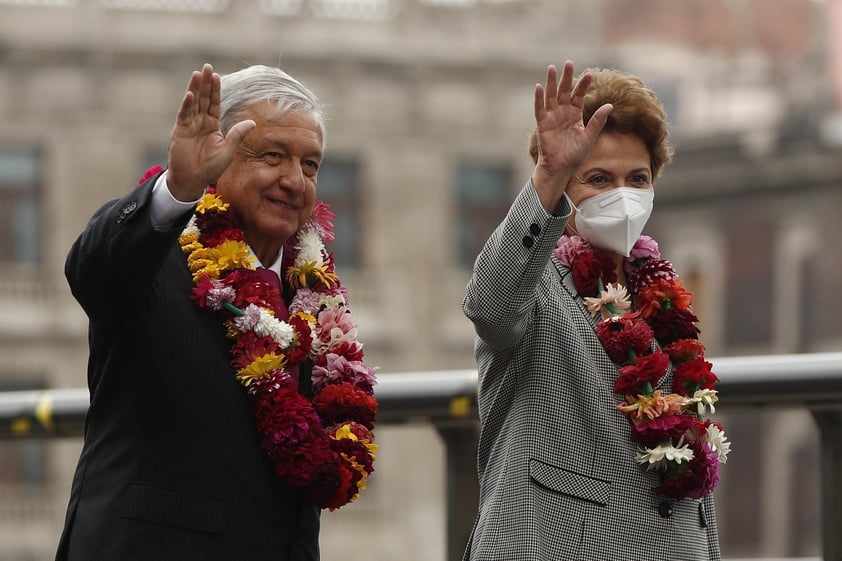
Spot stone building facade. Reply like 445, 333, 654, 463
0, 0, 839, 559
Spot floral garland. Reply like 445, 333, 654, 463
148, 165, 378, 511
555, 234, 731, 500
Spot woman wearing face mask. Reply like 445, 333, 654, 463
462, 62, 729, 561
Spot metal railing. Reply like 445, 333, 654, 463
1, 352, 842, 561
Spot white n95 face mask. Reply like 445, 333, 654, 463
566, 187, 654, 256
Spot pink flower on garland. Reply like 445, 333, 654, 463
312, 352, 378, 394
309, 200, 336, 244
554, 234, 591, 267
629, 235, 660, 261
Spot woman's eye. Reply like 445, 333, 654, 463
631, 174, 651, 185
588, 175, 608, 186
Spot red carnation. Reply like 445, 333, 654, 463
313, 383, 377, 429
301, 460, 355, 510
646, 308, 700, 346
286, 315, 313, 364
138, 165, 164, 185
572, 250, 617, 298
191, 275, 216, 310
225, 269, 281, 311
195, 206, 241, 234
331, 432, 376, 475
673, 357, 718, 395
596, 314, 655, 365
613, 351, 670, 395
663, 339, 706, 364
201, 227, 246, 248
630, 413, 694, 448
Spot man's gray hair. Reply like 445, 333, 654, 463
219, 65, 326, 142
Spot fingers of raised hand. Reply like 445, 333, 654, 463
534, 82, 547, 120
196, 63, 216, 117
543, 64, 559, 110
555, 60, 577, 106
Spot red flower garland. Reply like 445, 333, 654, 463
161, 169, 377, 511
556, 234, 731, 500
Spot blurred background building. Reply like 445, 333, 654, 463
1, 0, 841, 559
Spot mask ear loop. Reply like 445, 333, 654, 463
563, 192, 583, 238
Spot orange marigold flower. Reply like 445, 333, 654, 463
637, 278, 693, 319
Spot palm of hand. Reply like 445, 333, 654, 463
533, 62, 612, 177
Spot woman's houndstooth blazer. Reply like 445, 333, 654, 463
462, 180, 721, 561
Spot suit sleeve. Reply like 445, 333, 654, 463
462, 179, 571, 351
65, 173, 194, 324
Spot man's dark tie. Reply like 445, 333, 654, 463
254, 267, 289, 320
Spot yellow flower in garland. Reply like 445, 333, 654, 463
196, 192, 229, 213
178, 231, 201, 254
286, 261, 339, 290
236, 352, 286, 385
187, 239, 253, 282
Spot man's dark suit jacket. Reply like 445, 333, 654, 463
56, 175, 320, 561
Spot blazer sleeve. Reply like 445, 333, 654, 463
65, 173, 194, 325
462, 179, 571, 351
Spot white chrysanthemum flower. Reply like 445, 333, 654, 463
295, 229, 325, 266
704, 424, 731, 463
254, 309, 295, 347
183, 216, 199, 235
683, 388, 719, 416
635, 442, 695, 470
233, 304, 262, 331
319, 294, 346, 308
584, 283, 631, 319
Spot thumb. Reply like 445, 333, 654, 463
585, 103, 613, 140
224, 119, 256, 150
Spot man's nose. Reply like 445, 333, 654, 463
278, 159, 306, 192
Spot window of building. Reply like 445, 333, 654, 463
0, 150, 42, 264
724, 211, 773, 348
456, 161, 512, 269
316, 158, 361, 269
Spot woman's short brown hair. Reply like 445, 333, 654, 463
528, 68, 673, 178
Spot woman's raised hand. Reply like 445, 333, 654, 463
531, 61, 613, 212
